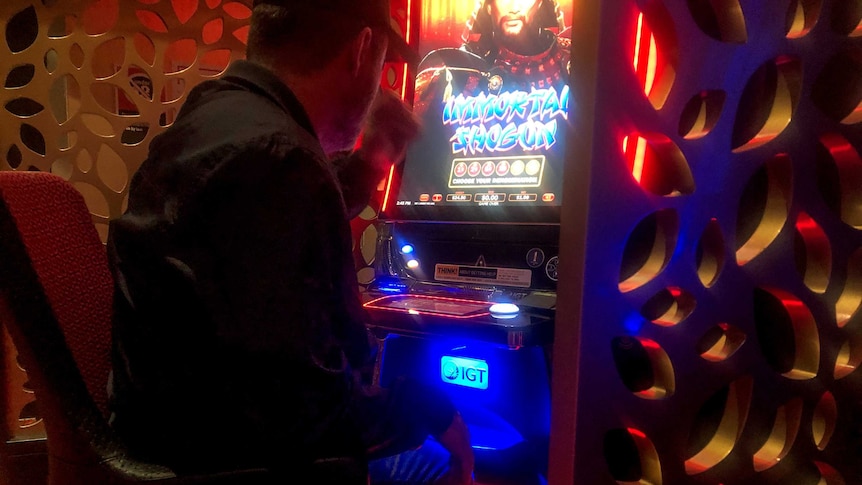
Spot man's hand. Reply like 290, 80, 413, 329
433, 412, 475, 485
357, 88, 421, 172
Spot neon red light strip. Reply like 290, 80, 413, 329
381, 163, 396, 213
363, 294, 491, 319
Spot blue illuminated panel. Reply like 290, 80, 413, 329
441, 355, 489, 390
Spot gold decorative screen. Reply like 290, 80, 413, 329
552, 0, 862, 484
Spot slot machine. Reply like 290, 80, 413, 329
362, 0, 573, 482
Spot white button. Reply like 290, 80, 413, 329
489, 303, 519, 319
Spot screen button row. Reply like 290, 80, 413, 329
413, 193, 557, 203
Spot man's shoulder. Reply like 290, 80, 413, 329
183, 79, 291, 132
157, 80, 319, 163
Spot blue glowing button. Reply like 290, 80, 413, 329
489, 302, 520, 319
440, 356, 488, 390
400, 244, 414, 254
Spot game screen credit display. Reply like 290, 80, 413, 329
390, 0, 573, 222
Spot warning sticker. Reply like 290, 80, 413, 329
434, 264, 533, 288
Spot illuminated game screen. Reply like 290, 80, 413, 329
385, 0, 573, 223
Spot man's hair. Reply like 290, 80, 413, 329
247, 4, 385, 73
462, 0, 564, 59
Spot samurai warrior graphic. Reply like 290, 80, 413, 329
413, 0, 571, 116
400, 0, 571, 203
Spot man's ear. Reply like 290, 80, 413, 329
349, 26, 374, 77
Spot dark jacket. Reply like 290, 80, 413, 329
107, 60, 453, 473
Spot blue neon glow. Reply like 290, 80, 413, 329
400, 244, 414, 254
375, 278, 409, 294
441, 356, 488, 390
464, 412, 524, 451
624, 313, 646, 334
377, 336, 550, 455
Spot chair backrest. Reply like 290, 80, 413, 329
0, 171, 179, 484
0, 171, 114, 417
0, 171, 352, 485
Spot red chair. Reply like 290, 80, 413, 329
0, 171, 280, 484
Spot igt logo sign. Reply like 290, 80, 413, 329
440, 356, 489, 390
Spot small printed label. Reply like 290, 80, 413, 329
441, 356, 488, 390
434, 264, 532, 288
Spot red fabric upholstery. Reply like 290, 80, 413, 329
0, 171, 113, 418
0, 171, 366, 484
0, 171, 279, 484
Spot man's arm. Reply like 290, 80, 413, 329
201, 143, 370, 366
433, 412, 475, 485
332, 88, 420, 218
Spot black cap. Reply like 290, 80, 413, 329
252, 0, 419, 66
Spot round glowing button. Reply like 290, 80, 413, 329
489, 303, 520, 319
510, 160, 525, 175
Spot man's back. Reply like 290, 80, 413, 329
107, 60, 371, 472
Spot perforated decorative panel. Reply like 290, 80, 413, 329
552, 0, 862, 484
